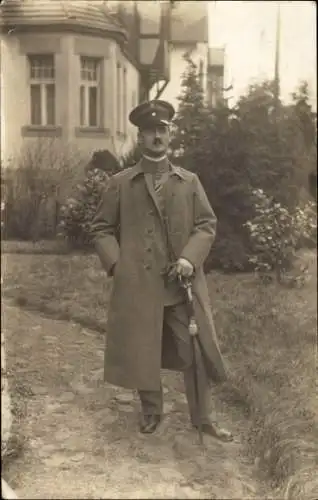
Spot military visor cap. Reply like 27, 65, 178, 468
129, 99, 175, 129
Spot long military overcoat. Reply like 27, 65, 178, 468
90, 161, 229, 391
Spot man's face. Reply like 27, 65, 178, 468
139, 124, 170, 156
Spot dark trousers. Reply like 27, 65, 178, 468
138, 303, 211, 426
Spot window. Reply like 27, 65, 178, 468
211, 74, 223, 92
29, 55, 55, 126
80, 57, 101, 127
208, 74, 224, 108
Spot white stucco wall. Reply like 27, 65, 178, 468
1, 33, 29, 166
112, 42, 139, 159
0, 31, 139, 167
150, 42, 209, 111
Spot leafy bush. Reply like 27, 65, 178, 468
245, 188, 317, 281
2, 139, 87, 240
58, 167, 110, 249
204, 220, 253, 273
85, 149, 120, 175
171, 58, 316, 272
58, 145, 140, 250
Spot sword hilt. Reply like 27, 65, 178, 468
178, 275, 192, 291
189, 317, 198, 336
177, 276, 198, 335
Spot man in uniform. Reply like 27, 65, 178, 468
90, 100, 233, 441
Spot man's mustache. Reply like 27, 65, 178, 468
153, 138, 163, 145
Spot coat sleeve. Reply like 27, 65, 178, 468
90, 176, 120, 276
179, 174, 217, 270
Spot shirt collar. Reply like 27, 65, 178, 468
129, 159, 186, 182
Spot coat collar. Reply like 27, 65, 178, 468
129, 159, 186, 182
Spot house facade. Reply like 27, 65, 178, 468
0, 0, 171, 166
150, 1, 210, 110
207, 47, 225, 108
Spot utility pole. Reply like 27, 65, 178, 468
273, 1, 281, 121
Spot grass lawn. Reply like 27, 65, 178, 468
2, 250, 317, 498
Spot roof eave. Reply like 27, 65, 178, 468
170, 39, 207, 45
0, 20, 128, 42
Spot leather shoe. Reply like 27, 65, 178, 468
139, 414, 162, 434
193, 422, 234, 442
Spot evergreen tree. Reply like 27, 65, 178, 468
234, 80, 301, 209
170, 55, 208, 171
170, 69, 315, 271
291, 81, 316, 151
289, 81, 317, 201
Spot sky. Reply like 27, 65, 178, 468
208, 1, 317, 108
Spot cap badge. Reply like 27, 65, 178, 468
151, 112, 156, 116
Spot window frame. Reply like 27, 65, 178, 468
211, 73, 223, 91
79, 56, 102, 128
28, 54, 56, 126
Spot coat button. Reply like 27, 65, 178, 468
147, 228, 153, 234
145, 264, 151, 270
148, 210, 154, 216
146, 247, 152, 252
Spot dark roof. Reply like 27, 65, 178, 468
170, 1, 208, 44
0, 0, 127, 39
135, 1, 208, 44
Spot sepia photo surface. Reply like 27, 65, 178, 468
1, 1, 317, 499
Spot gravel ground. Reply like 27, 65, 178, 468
2, 300, 268, 500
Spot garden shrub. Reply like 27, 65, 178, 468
2, 139, 87, 241
85, 149, 120, 175
58, 167, 110, 249
171, 57, 316, 272
58, 145, 140, 249
245, 188, 317, 283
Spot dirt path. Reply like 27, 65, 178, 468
3, 300, 270, 499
